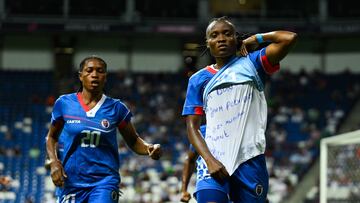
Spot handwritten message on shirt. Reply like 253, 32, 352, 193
204, 84, 267, 175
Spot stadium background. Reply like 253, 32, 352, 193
0, 0, 359, 202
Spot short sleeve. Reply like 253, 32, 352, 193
249, 48, 280, 75
182, 77, 205, 116
117, 101, 133, 129
51, 97, 64, 125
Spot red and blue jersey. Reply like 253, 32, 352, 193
182, 66, 218, 116
51, 93, 132, 189
182, 48, 278, 117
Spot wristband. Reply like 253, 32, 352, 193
255, 34, 265, 44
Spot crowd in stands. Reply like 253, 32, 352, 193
0, 69, 359, 203
326, 143, 360, 201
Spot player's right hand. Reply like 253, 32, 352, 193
147, 144, 162, 160
180, 191, 191, 202
207, 158, 229, 182
50, 159, 67, 187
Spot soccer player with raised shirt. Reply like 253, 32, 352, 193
46, 56, 161, 203
183, 16, 297, 202
181, 37, 233, 203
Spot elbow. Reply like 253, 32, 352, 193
46, 133, 56, 143
285, 32, 298, 46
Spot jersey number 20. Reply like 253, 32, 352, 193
80, 130, 101, 148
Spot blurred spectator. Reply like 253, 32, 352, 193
0, 69, 359, 203
0, 176, 12, 191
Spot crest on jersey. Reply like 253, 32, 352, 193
101, 119, 110, 128
255, 184, 264, 196
111, 190, 119, 200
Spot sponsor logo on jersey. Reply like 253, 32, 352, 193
66, 120, 81, 124
101, 119, 110, 128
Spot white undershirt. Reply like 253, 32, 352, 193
204, 83, 267, 175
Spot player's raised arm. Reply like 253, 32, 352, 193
118, 122, 162, 160
180, 149, 198, 202
46, 120, 67, 187
243, 31, 297, 65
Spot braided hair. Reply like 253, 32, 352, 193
77, 55, 107, 92
199, 16, 251, 56
79, 55, 107, 72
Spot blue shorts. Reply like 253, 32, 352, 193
229, 154, 269, 203
194, 155, 268, 203
195, 189, 230, 203
57, 185, 119, 203
194, 177, 230, 203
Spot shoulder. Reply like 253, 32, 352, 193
105, 96, 129, 109
55, 93, 76, 103
105, 96, 121, 104
188, 66, 215, 84
52, 93, 76, 112
247, 48, 263, 60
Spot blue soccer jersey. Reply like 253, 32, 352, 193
203, 48, 279, 105
201, 48, 277, 202
51, 93, 132, 189
184, 48, 278, 202
182, 48, 278, 117
182, 66, 218, 116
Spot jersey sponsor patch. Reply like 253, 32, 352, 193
101, 119, 110, 128
66, 120, 81, 124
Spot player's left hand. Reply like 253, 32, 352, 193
180, 191, 191, 202
147, 144, 162, 160
242, 35, 260, 53
238, 43, 249, 57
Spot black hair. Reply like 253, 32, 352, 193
79, 55, 107, 72
205, 16, 235, 40
77, 55, 107, 92
199, 16, 251, 57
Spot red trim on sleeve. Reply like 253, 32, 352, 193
77, 93, 90, 112
206, 66, 218, 74
118, 120, 127, 129
194, 106, 204, 115
261, 55, 280, 74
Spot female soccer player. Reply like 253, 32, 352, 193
182, 16, 297, 202
46, 56, 162, 203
